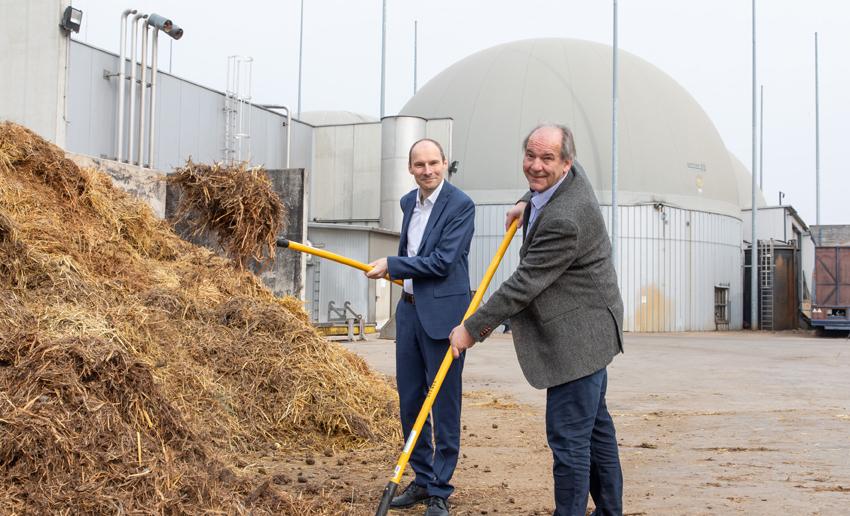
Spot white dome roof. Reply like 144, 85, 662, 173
401, 38, 741, 218
729, 152, 767, 209
299, 110, 377, 126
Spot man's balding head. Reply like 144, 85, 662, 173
408, 138, 446, 166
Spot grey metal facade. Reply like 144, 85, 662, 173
65, 41, 313, 173
306, 227, 369, 324
311, 123, 382, 223
0, 0, 68, 146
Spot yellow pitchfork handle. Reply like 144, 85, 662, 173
277, 238, 403, 287
374, 220, 519, 515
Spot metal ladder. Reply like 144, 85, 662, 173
311, 257, 321, 322
223, 91, 237, 163
223, 55, 253, 164
759, 239, 775, 331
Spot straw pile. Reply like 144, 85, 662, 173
0, 122, 398, 514
168, 160, 285, 269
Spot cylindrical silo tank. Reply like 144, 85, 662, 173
380, 116, 424, 232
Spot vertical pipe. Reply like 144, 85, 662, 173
413, 20, 418, 95
148, 30, 159, 169
286, 108, 291, 169
246, 59, 253, 163
759, 84, 764, 190
61, 15, 71, 146
815, 32, 821, 240
611, 0, 619, 275
128, 13, 147, 165
169, 38, 173, 73
447, 119, 453, 165
380, 0, 387, 118
297, 0, 304, 118
138, 22, 149, 166
750, 0, 759, 330
259, 105, 292, 168
116, 9, 136, 162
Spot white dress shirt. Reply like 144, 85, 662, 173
404, 179, 445, 294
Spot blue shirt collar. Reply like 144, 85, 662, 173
530, 170, 569, 211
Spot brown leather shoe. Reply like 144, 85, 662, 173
389, 481, 429, 508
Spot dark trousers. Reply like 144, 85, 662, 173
546, 367, 623, 516
395, 299, 464, 500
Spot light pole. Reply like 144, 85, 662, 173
611, 0, 620, 276
750, 0, 759, 330
815, 32, 821, 240
759, 84, 764, 190
380, 0, 387, 118
413, 20, 418, 95
297, 0, 305, 118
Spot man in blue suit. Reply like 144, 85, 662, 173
367, 138, 475, 516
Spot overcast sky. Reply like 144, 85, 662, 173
70, 0, 848, 225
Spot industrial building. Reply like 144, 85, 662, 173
1, 0, 819, 333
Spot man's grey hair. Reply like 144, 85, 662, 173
408, 138, 447, 166
522, 123, 577, 162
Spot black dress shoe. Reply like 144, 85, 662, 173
390, 481, 429, 508
424, 496, 449, 516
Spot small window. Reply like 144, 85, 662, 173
714, 286, 730, 329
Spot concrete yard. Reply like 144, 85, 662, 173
342, 331, 850, 515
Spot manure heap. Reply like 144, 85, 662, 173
0, 122, 398, 514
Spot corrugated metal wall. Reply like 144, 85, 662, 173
469, 203, 743, 332
468, 205, 524, 303
607, 205, 743, 332
305, 227, 370, 323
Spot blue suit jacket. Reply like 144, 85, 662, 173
387, 181, 475, 340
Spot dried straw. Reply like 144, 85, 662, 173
168, 160, 285, 269
0, 122, 399, 514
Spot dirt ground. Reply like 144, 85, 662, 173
262, 331, 850, 515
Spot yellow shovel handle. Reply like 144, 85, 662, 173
278, 238, 403, 287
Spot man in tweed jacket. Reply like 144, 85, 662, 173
449, 124, 624, 516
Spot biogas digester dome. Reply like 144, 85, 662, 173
401, 38, 741, 218
401, 38, 744, 332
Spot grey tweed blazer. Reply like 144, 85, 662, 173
464, 163, 624, 389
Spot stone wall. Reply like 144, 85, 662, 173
68, 153, 167, 218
